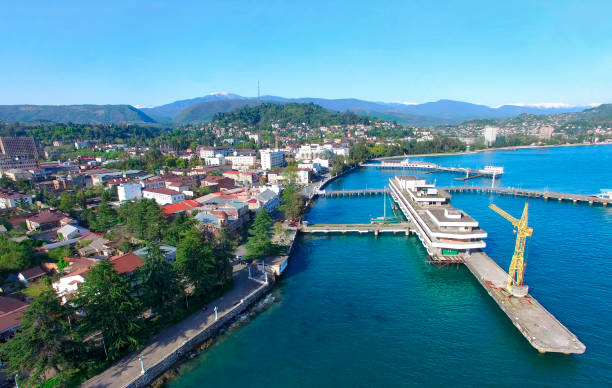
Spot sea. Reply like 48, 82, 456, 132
169, 145, 612, 387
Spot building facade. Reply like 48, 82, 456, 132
260, 149, 285, 170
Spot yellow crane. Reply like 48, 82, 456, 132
489, 202, 533, 296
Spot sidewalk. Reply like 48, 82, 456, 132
82, 267, 266, 388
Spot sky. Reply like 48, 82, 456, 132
0, 0, 610, 107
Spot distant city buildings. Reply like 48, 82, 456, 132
260, 149, 285, 170
0, 136, 39, 171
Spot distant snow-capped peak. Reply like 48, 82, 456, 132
492, 102, 579, 109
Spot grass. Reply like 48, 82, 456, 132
21, 279, 48, 298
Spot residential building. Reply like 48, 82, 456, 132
260, 149, 285, 170
133, 245, 177, 263
297, 168, 312, 184
109, 253, 144, 276
539, 125, 555, 139
0, 296, 29, 339
52, 257, 97, 303
0, 136, 39, 171
57, 224, 90, 240
199, 146, 233, 159
118, 183, 142, 202
483, 126, 499, 145
225, 154, 256, 169
201, 175, 236, 191
26, 210, 66, 231
0, 190, 33, 209
142, 187, 185, 205
17, 265, 46, 285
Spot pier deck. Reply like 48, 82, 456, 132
300, 223, 412, 235
440, 186, 611, 206
464, 252, 586, 354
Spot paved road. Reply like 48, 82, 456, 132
82, 267, 264, 388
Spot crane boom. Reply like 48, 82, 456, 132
489, 202, 534, 296
489, 203, 520, 227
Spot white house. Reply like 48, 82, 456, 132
117, 183, 142, 202
260, 149, 285, 170
297, 169, 311, 184
57, 224, 90, 240
142, 187, 185, 205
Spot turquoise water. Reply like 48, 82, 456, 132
170, 145, 612, 387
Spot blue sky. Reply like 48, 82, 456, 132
1, 0, 610, 107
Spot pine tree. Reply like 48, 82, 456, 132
74, 260, 143, 360
0, 289, 78, 386
138, 243, 184, 321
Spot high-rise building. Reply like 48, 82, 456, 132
0, 137, 39, 171
483, 126, 498, 146
538, 125, 555, 139
260, 149, 285, 170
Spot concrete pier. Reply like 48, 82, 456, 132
464, 252, 586, 354
300, 223, 412, 235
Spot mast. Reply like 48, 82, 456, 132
383, 186, 386, 218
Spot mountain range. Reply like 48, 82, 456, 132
0, 93, 597, 126
141, 93, 591, 125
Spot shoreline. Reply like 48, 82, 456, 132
374, 141, 612, 160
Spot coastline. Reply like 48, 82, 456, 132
374, 141, 612, 160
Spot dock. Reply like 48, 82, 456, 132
465, 252, 586, 354
440, 186, 611, 206
361, 161, 503, 177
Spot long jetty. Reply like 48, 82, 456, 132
440, 186, 611, 206
361, 161, 501, 177
315, 188, 388, 197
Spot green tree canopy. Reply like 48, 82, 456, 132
74, 260, 143, 360
0, 289, 78, 387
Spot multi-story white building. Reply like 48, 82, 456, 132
260, 149, 285, 170
142, 187, 185, 205
199, 146, 233, 159
295, 144, 332, 161
117, 183, 142, 202
389, 176, 487, 259
225, 154, 256, 169
483, 126, 499, 145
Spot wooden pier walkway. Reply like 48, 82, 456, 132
439, 186, 611, 206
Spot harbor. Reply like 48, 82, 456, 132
168, 145, 611, 387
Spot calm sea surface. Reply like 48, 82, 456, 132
170, 145, 612, 387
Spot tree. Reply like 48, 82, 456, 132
138, 244, 184, 321
0, 289, 77, 386
280, 185, 306, 222
282, 167, 298, 184
245, 209, 274, 260
175, 228, 216, 300
330, 155, 347, 176
74, 260, 143, 360
164, 212, 196, 246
